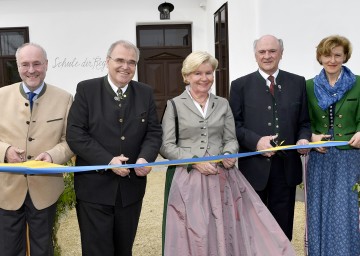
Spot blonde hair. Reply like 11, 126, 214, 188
181, 51, 218, 83
316, 35, 352, 64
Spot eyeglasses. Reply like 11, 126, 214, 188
108, 56, 137, 68
18, 62, 45, 71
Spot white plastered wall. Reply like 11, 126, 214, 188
1, 0, 360, 95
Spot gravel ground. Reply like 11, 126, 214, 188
58, 168, 305, 255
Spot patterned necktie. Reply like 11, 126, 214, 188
28, 92, 36, 110
268, 75, 275, 96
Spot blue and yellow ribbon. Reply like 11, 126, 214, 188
0, 141, 348, 174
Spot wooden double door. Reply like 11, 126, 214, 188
136, 24, 192, 120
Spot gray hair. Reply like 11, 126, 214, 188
253, 37, 284, 52
15, 43, 48, 62
107, 40, 140, 62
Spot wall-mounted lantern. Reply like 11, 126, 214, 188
158, 2, 174, 20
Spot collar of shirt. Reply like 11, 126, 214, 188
337, 69, 343, 82
107, 75, 128, 95
22, 82, 45, 99
258, 69, 279, 87
185, 85, 209, 118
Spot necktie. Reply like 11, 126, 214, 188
268, 75, 275, 96
28, 92, 36, 110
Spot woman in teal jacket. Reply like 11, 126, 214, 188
306, 35, 360, 256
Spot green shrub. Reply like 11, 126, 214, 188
53, 159, 76, 256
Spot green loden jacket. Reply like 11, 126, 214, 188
306, 75, 360, 150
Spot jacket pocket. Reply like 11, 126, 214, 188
47, 118, 63, 123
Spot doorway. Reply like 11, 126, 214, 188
136, 24, 192, 120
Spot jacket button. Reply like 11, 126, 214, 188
121, 136, 125, 140
26, 121, 30, 125
119, 119, 123, 123
28, 137, 33, 141
337, 124, 342, 128
267, 106, 272, 110
268, 122, 272, 126
27, 155, 32, 160
324, 124, 328, 128
338, 115, 343, 118
322, 115, 326, 119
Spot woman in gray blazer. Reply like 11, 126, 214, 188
160, 51, 295, 256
